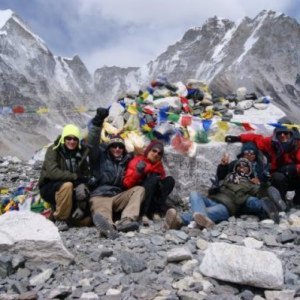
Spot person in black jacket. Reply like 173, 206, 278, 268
39, 124, 91, 231
88, 108, 145, 239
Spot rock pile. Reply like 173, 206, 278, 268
0, 156, 300, 299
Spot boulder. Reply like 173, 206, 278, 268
199, 242, 283, 289
0, 211, 73, 265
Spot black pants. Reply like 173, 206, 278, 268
271, 172, 300, 204
140, 175, 175, 217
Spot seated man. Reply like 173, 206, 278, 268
123, 140, 175, 225
165, 158, 280, 230
225, 117, 300, 207
39, 124, 91, 231
88, 108, 145, 239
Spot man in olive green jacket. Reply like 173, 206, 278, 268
39, 124, 91, 231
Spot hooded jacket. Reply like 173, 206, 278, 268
88, 124, 133, 197
211, 159, 260, 215
38, 136, 90, 187
240, 132, 300, 174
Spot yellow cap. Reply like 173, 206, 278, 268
54, 124, 81, 149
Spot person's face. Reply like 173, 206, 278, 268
147, 147, 162, 163
242, 150, 256, 162
64, 136, 79, 150
278, 131, 291, 143
109, 143, 125, 159
237, 164, 250, 175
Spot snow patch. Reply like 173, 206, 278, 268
0, 9, 13, 29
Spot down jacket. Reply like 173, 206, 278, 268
38, 137, 90, 187
123, 155, 166, 189
88, 124, 133, 197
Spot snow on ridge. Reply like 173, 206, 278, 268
11, 15, 49, 53
235, 12, 268, 64
0, 9, 13, 29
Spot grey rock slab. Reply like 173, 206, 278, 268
29, 269, 53, 286
167, 247, 192, 263
200, 242, 284, 289
119, 251, 147, 274
0, 211, 73, 265
264, 289, 295, 300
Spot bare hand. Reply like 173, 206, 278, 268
250, 177, 260, 185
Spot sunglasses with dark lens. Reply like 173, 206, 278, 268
151, 148, 162, 155
111, 144, 125, 150
65, 136, 79, 141
243, 150, 255, 155
278, 131, 291, 136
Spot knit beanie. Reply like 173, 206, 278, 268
107, 135, 125, 148
54, 124, 81, 149
239, 142, 258, 157
144, 140, 164, 157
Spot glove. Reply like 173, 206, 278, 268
279, 164, 297, 179
208, 176, 220, 195
74, 183, 90, 202
225, 135, 241, 143
87, 176, 98, 190
91, 107, 109, 127
136, 161, 147, 174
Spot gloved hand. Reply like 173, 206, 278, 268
72, 207, 85, 220
208, 176, 220, 195
87, 176, 98, 190
136, 160, 147, 174
74, 183, 90, 201
225, 135, 241, 143
91, 107, 109, 127
279, 164, 298, 179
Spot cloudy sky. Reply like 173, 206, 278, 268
0, 0, 299, 73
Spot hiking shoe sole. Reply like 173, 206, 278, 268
267, 186, 287, 212
262, 198, 280, 224
164, 208, 182, 230
193, 213, 215, 229
116, 221, 139, 233
92, 213, 119, 239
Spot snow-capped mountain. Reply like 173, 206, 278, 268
0, 9, 299, 159
95, 10, 300, 120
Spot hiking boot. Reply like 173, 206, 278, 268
267, 186, 287, 212
193, 213, 215, 229
92, 213, 119, 239
262, 198, 280, 224
141, 215, 150, 226
164, 208, 182, 230
116, 218, 139, 233
55, 220, 69, 232
153, 213, 162, 222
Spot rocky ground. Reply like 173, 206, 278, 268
0, 156, 300, 300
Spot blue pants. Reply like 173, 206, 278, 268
181, 192, 265, 225
181, 191, 230, 224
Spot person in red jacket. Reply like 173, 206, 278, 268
123, 140, 175, 224
225, 119, 300, 207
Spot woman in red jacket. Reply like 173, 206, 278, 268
225, 121, 300, 207
123, 140, 175, 224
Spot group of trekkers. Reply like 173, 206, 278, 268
38, 107, 300, 238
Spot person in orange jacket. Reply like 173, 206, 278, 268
225, 118, 300, 207
123, 140, 175, 224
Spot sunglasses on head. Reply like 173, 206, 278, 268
150, 148, 162, 155
110, 143, 125, 149
243, 150, 255, 155
65, 136, 79, 141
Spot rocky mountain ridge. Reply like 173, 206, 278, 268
0, 9, 299, 159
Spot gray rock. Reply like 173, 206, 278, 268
0, 211, 74, 265
200, 242, 284, 289
167, 247, 192, 262
119, 251, 147, 274
264, 289, 295, 300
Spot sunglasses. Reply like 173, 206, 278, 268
243, 150, 255, 155
65, 136, 79, 141
110, 143, 125, 150
151, 148, 162, 155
